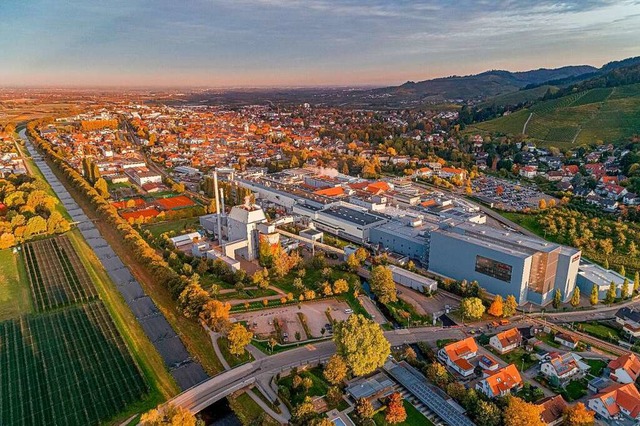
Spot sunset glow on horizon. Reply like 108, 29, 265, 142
2, 0, 640, 88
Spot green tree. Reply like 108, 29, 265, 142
553, 289, 562, 309
333, 314, 390, 376
590, 284, 599, 305
503, 295, 518, 317
605, 281, 617, 304
474, 400, 502, 426
570, 287, 581, 307
635, 271, 640, 294
620, 265, 627, 277
622, 278, 631, 299
369, 265, 397, 304
460, 297, 485, 320
425, 362, 449, 387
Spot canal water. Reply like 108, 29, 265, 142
199, 398, 242, 426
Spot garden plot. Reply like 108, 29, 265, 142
0, 301, 148, 426
22, 235, 98, 311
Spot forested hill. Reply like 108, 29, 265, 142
466, 64, 640, 146
367, 65, 596, 103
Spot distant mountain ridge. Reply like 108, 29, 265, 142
369, 65, 597, 103
365, 56, 640, 104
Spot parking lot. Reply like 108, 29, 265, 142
232, 299, 352, 342
472, 176, 552, 211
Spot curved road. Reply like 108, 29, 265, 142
170, 326, 466, 413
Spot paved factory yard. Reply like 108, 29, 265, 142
233, 299, 352, 341
398, 287, 460, 317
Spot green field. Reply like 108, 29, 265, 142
0, 249, 32, 321
373, 400, 434, 426
217, 337, 254, 367
228, 392, 279, 426
23, 236, 98, 312
0, 302, 149, 426
142, 217, 200, 238
469, 83, 640, 146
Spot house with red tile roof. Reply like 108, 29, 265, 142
609, 354, 640, 384
476, 364, 523, 398
541, 352, 589, 384
562, 165, 579, 176
437, 337, 478, 377
439, 167, 466, 180
537, 395, 568, 426
489, 328, 522, 354
588, 382, 640, 421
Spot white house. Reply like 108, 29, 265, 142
540, 352, 589, 384
437, 337, 477, 377
489, 328, 522, 354
476, 364, 523, 398
608, 353, 640, 384
588, 383, 640, 422
554, 333, 579, 349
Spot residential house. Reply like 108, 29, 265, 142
476, 364, 523, 398
609, 353, 640, 384
540, 352, 589, 384
615, 308, 640, 338
519, 165, 538, 179
479, 355, 499, 371
489, 328, 522, 354
554, 333, 579, 349
588, 383, 640, 422
537, 395, 569, 426
623, 193, 639, 205
439, 167, 466, 180
437, 337, 478, 377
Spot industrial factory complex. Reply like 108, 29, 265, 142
199, 167, 625, 307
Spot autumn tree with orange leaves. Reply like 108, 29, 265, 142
488, 295, 504, 317
199, 299, 231, 332
503, 396, 544, 426
563, 402, 595, 426
385, 393, 407, 424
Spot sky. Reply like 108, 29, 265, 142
1, 0, 640, 88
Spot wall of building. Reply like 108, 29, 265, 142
369, 226, 429, 262
428, 230, 530, 304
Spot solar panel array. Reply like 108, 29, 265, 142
385, 361, 476, 426
23, 133, 208, 390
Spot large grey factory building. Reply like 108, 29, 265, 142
428, 222, 581, 306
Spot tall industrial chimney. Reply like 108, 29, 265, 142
213, 171, 222, 245
219, 187, 226, 249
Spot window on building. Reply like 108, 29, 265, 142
475, 255, 513, 282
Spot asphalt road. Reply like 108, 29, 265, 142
170, 326, 466, 413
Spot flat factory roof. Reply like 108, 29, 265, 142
321, 206, 385, 226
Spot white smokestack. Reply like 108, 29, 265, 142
214, 171, 222, 245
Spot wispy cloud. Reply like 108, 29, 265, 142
1, 0, 639, 86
